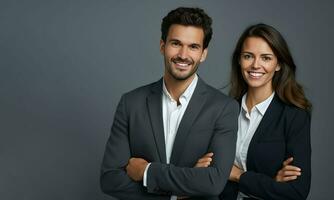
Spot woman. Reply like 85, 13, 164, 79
196, 23, 311, 200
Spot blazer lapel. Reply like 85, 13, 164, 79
170, 78, 208, 165
147, 79, 167, 163
246, 95, 283, 168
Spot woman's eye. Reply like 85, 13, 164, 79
242, 54, 252, 60
262, 56, 272, 61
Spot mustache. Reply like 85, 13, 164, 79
171, 57, 193, 65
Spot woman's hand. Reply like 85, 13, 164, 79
229, 165, 244, 182
275, 157, 301, 182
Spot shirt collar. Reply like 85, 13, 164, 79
163, 74, 198, 104
241, 92, 275, 115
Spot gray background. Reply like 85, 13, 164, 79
1, 0, 333, 199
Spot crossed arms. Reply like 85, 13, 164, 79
100, 94, 239, 199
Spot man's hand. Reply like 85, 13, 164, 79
275, 157, 301, 182
176, 153, 214, 199
126, 157, 149, 181
194, 152, 214, 167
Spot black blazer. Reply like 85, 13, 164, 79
101, 78, 239, 200
221, 95, 311, 200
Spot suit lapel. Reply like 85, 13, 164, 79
246, 95, 283, 168
170, 78, 208, 165
147, 79, 167, 163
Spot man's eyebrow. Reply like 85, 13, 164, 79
190, 43, 201, 47
168, 39, 180, 42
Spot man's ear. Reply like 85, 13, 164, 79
160, 39, 165, 55
200, 48, 208, 62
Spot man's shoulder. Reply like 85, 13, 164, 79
195, 79, 239, 115
201, 81, 236, 104
122, 79, 161, 99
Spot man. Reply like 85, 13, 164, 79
101, 7, 239, 200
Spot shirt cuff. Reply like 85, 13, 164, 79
143, 163, 151, 187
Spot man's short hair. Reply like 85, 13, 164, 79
161, 7, 213, 49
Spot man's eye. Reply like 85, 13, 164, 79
190, 45, 200, 50
171, 42, 180, 47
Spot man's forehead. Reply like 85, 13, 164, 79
166, 24, 204, 44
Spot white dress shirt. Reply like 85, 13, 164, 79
235, 92, 275, 200
143, 74, 198, 200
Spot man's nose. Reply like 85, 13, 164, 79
178, 46, 188, 59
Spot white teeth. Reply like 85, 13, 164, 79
175, 62, 189, 67
249, 72, 264, 77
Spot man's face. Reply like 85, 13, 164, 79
160, 24, 208, 81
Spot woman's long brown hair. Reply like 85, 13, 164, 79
229, 23, 312, 111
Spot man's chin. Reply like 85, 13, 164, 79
171, 73, 195, 81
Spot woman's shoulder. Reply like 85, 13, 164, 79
277, 97, 311, 121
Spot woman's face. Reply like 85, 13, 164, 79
240, 37, 280, 93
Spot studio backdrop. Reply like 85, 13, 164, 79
1, 0, 333, 199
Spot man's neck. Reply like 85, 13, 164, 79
163, 74, 196, 103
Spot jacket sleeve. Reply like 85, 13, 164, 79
238, 109, 311, 200
146, 99, 239, 196
100, 95, 169, 200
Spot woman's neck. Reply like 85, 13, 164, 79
246, 87, 274, 112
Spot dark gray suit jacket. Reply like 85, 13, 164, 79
101, 77, 239, 200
